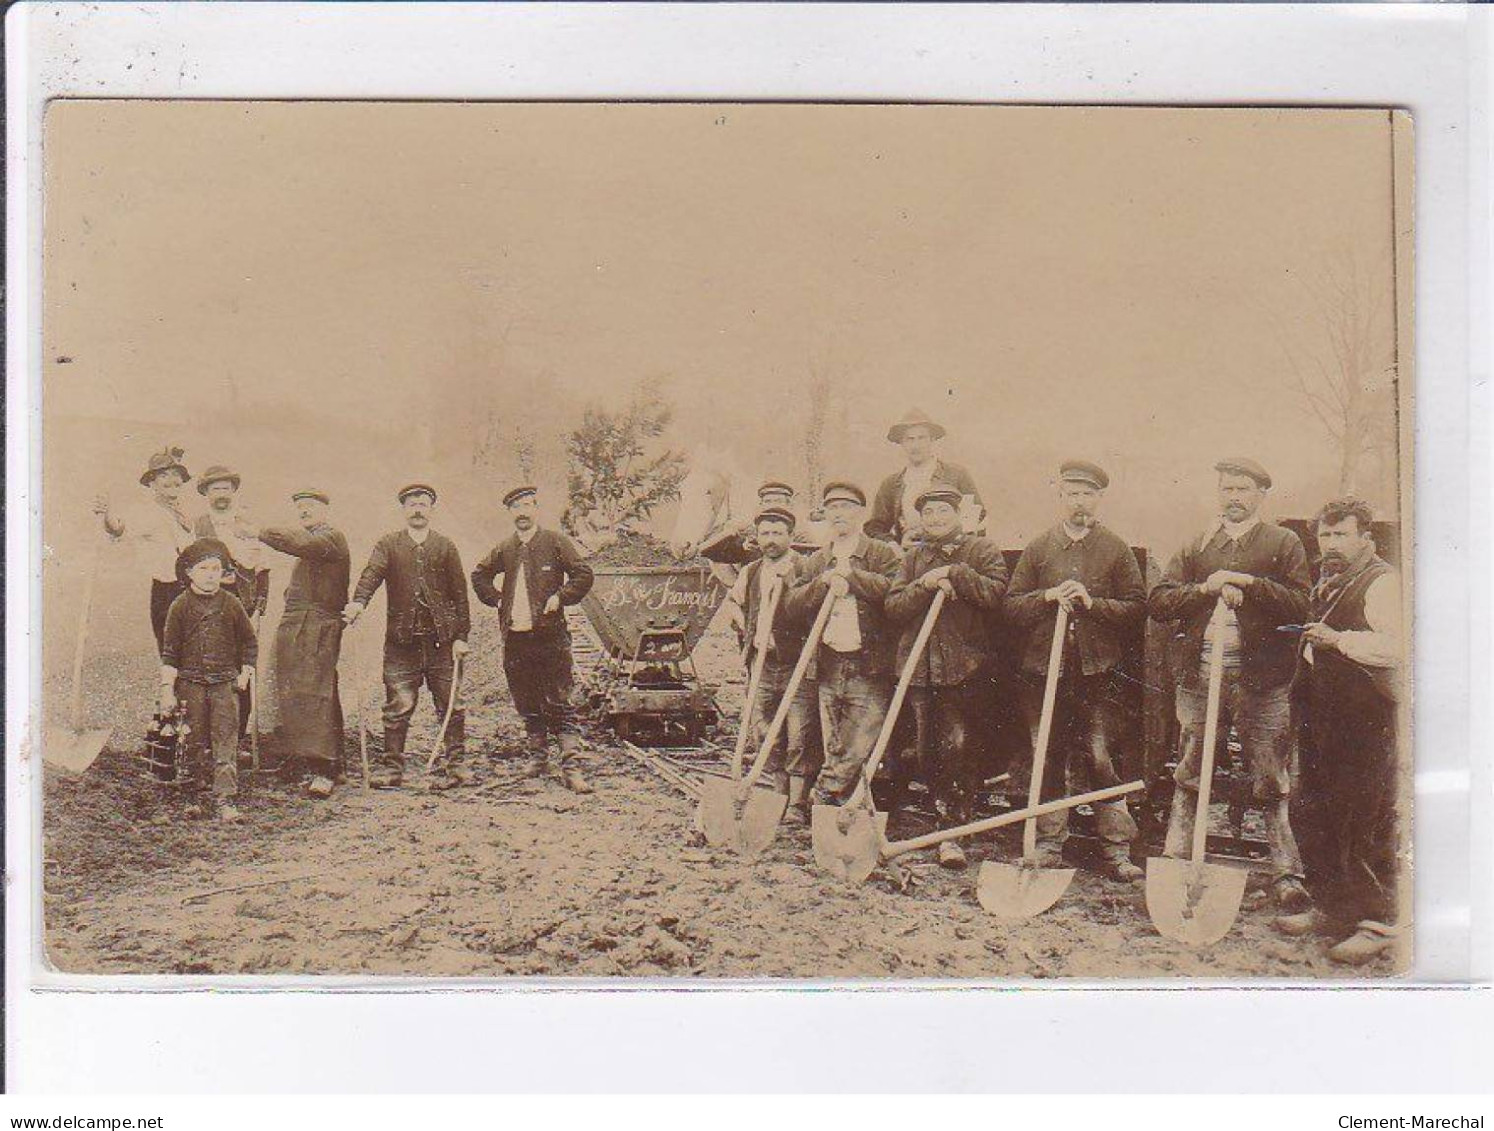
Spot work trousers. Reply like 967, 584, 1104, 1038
1018, 670, 1138, 858
504, 628, 577, 752
812, 648, 891, 802
908, 676, 989, 825
382, 635, 465, 769
752, 660, 820, 782
177, 678, 239, 798
1167, 674, 1303, 881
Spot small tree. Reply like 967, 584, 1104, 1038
563, 378, 688, 539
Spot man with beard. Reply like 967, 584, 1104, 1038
344, 484, 472, 791
726, 506, 818, 824
864, 409, 984, 548
236, 488, 351, 797
884, 487, 1008, 869
783, 481, 903, 809
193, 465, 270, 745
1148, 458, 1313, 911
1276, 498, 1405, 966
471, 486, 595, 793
1005, 461, 1147, 882
93, 446, 198, 656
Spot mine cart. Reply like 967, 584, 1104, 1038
576, 564, 728, 745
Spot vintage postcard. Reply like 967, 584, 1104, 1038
39, 101, 1412, 979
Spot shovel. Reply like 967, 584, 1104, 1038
423, 652, 466, 772
811, 588, 947, 882
976, 605, 1077, 920
1145, 598, 1249, 946
45, 538, 113, 774
248, 609, 264, 773
698, 588, 836, 857
730, 582, 783, 781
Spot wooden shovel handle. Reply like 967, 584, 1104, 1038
731, 582, 783, 781
249, 610, 263, 773
1191, 598, 1231, 864
69, 538, 105, 733
844, 587, 949, 810
883, 779, 1146, 859
739, 589, 836, 795
1021, 604, 1069, 859
423, 652, 465, 772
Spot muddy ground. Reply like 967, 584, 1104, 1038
41, 614, 1398, 980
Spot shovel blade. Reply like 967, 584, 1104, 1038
696, 777, 741, 847
1144, 855, 1249, 947
43, 727, 113, 775
810, 804, 887, 884
736, 791, 789, 858
975, 861, 1077, 921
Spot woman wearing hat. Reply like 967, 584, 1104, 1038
92, 446, 198, 656
864, 409, 984, 547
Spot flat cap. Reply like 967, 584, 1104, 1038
398, 482, 438, 504
1214, 457, 1271, 489
176, 537, 231, 578
753, 506, 797, 531
1059, 460, 1109, 490
291, 488, 330, 505
757, 480, 796, 500
196, 464, 241, 495
886, 407, 947, 444
914, 486, 964, 511
502, 484, 538, 508
822, 480, 867, 507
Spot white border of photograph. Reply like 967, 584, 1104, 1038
6, 1, 1490, 1092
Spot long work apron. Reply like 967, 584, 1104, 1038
274, 604, 345, 768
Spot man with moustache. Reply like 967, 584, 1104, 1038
1148, 458, 1313, 910
235, 488, 351, 797
1276, 499, 1405, 966
193, 465, 271, 745
782, 481, 903, 808
865, 409, 984, 549
344, 484, 472, 791
884, 487, 1008, 869
471, 486, 595, 793
726, 505, 818, 824
1005, 461, 1147, 882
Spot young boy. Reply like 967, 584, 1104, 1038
160, 538, 257, 820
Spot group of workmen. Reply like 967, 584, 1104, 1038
94, 401, 1404, 965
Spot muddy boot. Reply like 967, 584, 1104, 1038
372, 725, 407, 789
1328, 922, 1398, 966
1162, 786, 1197, 858
522, 732, 549, 779
783, 775, 811, 827
1096, 800, 1143, 882
558, 732, 592, 795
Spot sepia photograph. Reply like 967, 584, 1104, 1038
38, 100, 1412, 981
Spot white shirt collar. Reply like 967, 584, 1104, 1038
1062, 521, 1092, 543
1202, 514, 1262, 548
405, 526, 431, 545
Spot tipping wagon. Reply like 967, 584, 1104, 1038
575, 564, 729, 745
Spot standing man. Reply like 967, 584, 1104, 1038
726, 505, 818, 824
236, 488, 351, 797
471, 486, 595, 793
1277, 499, 1405, 966
344, 484, 472, 791
194, 464, 270, 745
1005, 461, 1147, 882
1148, 458, 1312, 910
884, 487, 1008, 868
93, 446, 197, 656
782, 481, 902, 809
865, 408, 984, 548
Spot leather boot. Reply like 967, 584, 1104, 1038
784, 775, 810, 826
1328, 922, 1399, 966
1096, 800, 1143, 882
523, 731, 549, 779
558, 731, 592, 794
374, 724, 407, 788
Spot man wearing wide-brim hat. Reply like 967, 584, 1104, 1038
234, 487, 351, 797
1005, 460, 1148, 882
782, 481, 903, 807
884, 485, 1009, 868
344, 483, 472, 790
865, 408, 985, 548
1148, 456, 1312, 910
93, 445, 198, 656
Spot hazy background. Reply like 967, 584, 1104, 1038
41, 102, 1404, 697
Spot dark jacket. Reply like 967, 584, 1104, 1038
781, 534, 903, 679
1006, 523, 1146, 678
865, 460, 983, 545
161, 587, 258, 684
353, 529, 471, 646
260, 523, 350, 615
736, 552, 808, 671
884, 532, 1008, 687
1148, 519, 1311, 690
471, 527, 594, 639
